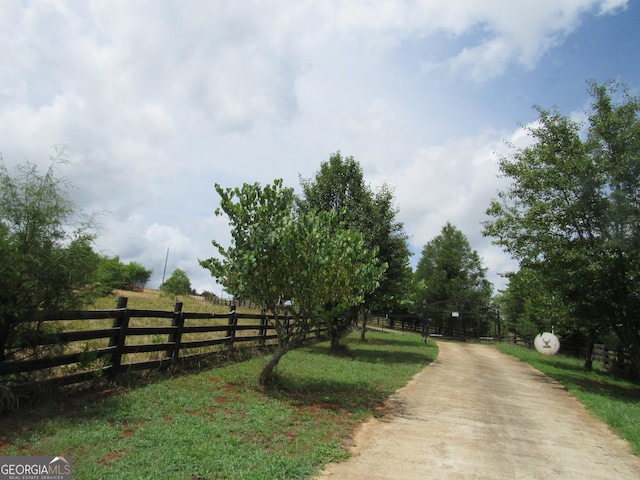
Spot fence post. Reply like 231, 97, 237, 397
108, 296, 129, 380
603, 346, 610, 370
168, 302, 184, 360
226, 305, 237, 346
259, 310, 268, 345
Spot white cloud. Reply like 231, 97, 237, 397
370, 125, 536, 291
0, 0, 634, 298
419, 0, 629, 80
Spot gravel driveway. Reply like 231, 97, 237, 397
317, 341, 640, 480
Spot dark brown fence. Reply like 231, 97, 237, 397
368, 312, 500, 342
591, 343, 633, 374
1, 297, 326, 396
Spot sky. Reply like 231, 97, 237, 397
1, 0, 639, 298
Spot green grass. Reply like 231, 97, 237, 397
0, 330, 437, 479
497, 343, 640, 454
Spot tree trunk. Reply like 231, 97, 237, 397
0, 321, 11, 362
360, 309, 369, 342
617, 325, 640, 381
259, 344, 287, 387
329, 326, 340, 351
627, 346, 640, 381
583, 339, 594, 371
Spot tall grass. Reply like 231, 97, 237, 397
497, 343, 640, 454
0, 331, 437, 479
88, 289, 238, 314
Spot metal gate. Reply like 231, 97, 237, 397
421, 300, 501, 341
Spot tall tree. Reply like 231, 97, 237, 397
0, 149, 99, 360
299, 152, 412, 342
200, 179, 384, 385
415, 222, 493, 310
484, 80, 640, 375
160, 268, 192, 297
497, 267, 572, 340
95, 255, 152, 295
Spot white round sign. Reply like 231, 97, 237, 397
534, 332, 560, 355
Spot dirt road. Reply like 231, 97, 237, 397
317, 341, 640, 479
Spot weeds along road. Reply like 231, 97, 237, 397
318, 341, 640, 480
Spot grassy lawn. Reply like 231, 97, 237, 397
497, 343, 640, 454
0, 330, 437, 479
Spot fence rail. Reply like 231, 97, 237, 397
590, 343, 633, 373
369, 313, 501, 341
371, 314, 637, 376
1, 297, 324, 396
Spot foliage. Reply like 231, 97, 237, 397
0, 331, 438, 478
160, 268, 192, 297
484, 80, 640, 376
95, 255, 152, 295
200, 290, 218, 303
497, 267, 573, 338
200, 179, 386, 385
299, 152, 412, 344
0, 149, 99, 361
200, 179, 297, 316
415, 222, 493, 308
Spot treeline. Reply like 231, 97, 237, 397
484, 80, 640, 379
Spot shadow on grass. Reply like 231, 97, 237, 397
266, 376, 392, 413
545, 371, 640, 402
351, 348, 434, 366
304, 335, 435, 367
499, 345, 640, 401
305, 345, 433, 367
0, 345, 276, 446
533, 356, 592, 373
0, 382, 130, 450
353, 336, 427, 349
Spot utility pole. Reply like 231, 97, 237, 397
162, 247, 169, 286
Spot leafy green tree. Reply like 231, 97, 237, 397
95, 255, 152, 294
200, 179, 385, 385
0, 149, 99, 360
484, 80, 640, 375
160, 268, 192, 297
94, 255, 125, 295
497, 267, 572, 340
416, 222, 493, 309
122, 261, 152, 291
299, 152, 412, 343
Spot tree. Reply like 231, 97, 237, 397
483, 80, 640, 375
160, 269, 192, 297
122, 261, 152, 291
0, 149, 100, 360
95, 255, 153, 295
199, 179, 385, 385
415, 222, 493, 309
299, 152, 412, 343
497, 267, 572, 340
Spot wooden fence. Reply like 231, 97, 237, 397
0, 297, 326, 396
591, 343, 629, 372
369, 313, 500, 342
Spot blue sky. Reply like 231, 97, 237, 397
1, 0, 638, 296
